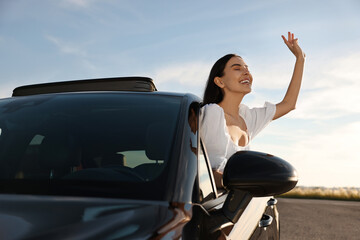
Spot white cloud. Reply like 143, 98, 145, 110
151, 61, 211, 96
252, 121, 360, 187
291, 86, 360, 119
252, 52, 360, 90
290, 53, 360, 119
251, 52, 360, 120
153, 61, 211, 85
299, 52, 360, 90
45, 35, 87, 57
250, 61, 294, 90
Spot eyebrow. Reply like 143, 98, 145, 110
231, 64, 248, 68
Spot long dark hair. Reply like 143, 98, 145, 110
202, 54, 239, 105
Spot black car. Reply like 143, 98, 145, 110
0, 77, 297, 239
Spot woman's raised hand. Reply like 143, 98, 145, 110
281, 32, 306, 60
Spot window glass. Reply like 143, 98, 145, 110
0, 93, 181, 199
198, 145, 215, 202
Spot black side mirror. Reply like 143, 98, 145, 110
221, 151, 298, 223
223, 151, 298, 196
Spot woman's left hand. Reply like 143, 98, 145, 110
282, 32, 306, 60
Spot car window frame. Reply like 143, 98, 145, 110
197, 140, 217, 203
199, 140, 217, 198
198, 139, 232, 211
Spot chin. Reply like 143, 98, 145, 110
243, 89, 252, 95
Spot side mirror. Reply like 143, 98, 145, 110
223, 151, 298, 197
219, 151, 298, 223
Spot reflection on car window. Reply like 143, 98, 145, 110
119, 150, 164, 181
0, 94, 180, 186
29, 134, 45, 145
199, 145, 215, 202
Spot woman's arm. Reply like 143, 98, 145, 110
273, 32, 306, 120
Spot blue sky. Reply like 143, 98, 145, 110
1, 0, 360, 187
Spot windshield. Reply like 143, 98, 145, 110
0, 93, 181, 200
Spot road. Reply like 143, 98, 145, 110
277, 198, 360, 240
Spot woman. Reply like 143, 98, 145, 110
200, 32, 305, 188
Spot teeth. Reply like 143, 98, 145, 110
240, 80, 250, 84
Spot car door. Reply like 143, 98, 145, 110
197, 140, 277, 240
184, 101, 279, 239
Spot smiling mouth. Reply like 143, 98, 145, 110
240, 80, 251, 85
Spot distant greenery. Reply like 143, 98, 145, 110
278, 186, 360, 201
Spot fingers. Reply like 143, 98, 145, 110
281, 35, 291, 49
282, 35, 290, 45
284, 32, 299, 44
282, 32, 302, 53
282, 32, 304, 58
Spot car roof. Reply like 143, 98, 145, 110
10, 76, 202, 103
12, 76, 157, 97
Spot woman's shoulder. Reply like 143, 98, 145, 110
239, 102, 276, 118
201, 103, 222, 111
200, 104, 229, 156
201, 103, 224, 120
200, 103, 224, 123
239, 101, 276, 139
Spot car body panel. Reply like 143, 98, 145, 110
0, 194, 194, 240
229, 196, 270, 239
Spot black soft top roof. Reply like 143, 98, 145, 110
12, 76, 157, 97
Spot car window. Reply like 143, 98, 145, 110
198, 143, 216, 202
0, 93, 181, 199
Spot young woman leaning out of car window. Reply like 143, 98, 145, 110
200, 32, 305, 188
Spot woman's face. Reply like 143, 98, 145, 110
215, 56, 253, 95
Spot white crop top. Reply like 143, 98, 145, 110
200, 102, 276, 172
